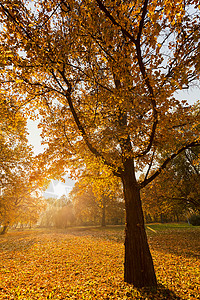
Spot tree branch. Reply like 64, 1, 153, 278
137, 0, 149, 41
144, 150, 155, 181
140, 141, 200, 189
95, 0, 136, 43
97, 0, 157, 158
59, 70, 122, 177
184, 150, 199, 175
134, 41, 158, 157
0, 2, 33, 42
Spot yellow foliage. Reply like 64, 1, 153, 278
0, 227, 199, 299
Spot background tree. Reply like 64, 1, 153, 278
39, 195, 75, 228
0, 75, 46, 233
54, 195, 76, 228
0, 0, 200, 287
0, 171, 46, 233
72, 165, 123, 227
39, 197, 57, 227
0, 92, 32, 189
71, 185, 101, 225
70, 180, 124, 226
142, 145, 200, 222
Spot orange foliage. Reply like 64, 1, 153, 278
1, 0, 200, 287
0, 227, 199, 299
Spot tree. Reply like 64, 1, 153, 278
141, 146, 200, 221
0, 172, 46, 233
71, 185, 101, 225
0, 0, 200, 287
0, 81, 47, 232
0, 73, 44, 232
39, 195, 75, 227
70, 180, 124, 226
72, 165, 123, 226
0, 89, 32, 188
39, 197, 57, 227
141, 174, 188, 223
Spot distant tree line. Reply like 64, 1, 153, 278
40, 145, 200, 229
39, 186, 125, 228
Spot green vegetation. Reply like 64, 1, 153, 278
189, 215, 200, 226
146, 223, 196, 231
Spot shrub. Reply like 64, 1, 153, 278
189, 214, 200, 226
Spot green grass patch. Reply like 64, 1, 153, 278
145, 222, 199, 231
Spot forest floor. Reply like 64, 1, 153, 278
0, 224, 199, 299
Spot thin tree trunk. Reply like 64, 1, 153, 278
122, 159, 157, 287
160, 213, 164, 223
101, 197, 106, 227
176, 213, 179, 222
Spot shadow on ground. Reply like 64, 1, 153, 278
147, 230, 200, 259
133, 284, 182, 300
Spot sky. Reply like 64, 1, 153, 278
174, 86, 200, 104
27, 118, 44, 155
43, 178, 75, 199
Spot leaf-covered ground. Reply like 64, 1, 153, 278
0, 225, 199, 299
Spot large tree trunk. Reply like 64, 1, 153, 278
122, 159, 157, 287
0, 224, 9, 235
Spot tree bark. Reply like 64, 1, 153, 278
160, 213, 164, 223
122, 159, 157, 287
101, 197, 106, 227
0, 224, 9, 235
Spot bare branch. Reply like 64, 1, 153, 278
137, 0, 149, 41
144, 150, 155, 181
184, 150, 199, 175
140, 141, 200, 189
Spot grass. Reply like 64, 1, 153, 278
146, 222, 196, 231
0, 224, 199, 299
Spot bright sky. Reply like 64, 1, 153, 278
174, 86, 200, 104
44, 179, 75, 199
27, 118, 44, 155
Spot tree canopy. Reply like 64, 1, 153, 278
0, 89, 32, 187
0, 53, 46, 232
141, 145, 200, 222
0, 0, 199, 182
0, 0, 199, 287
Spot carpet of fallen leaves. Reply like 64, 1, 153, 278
0, 225, 199, 300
